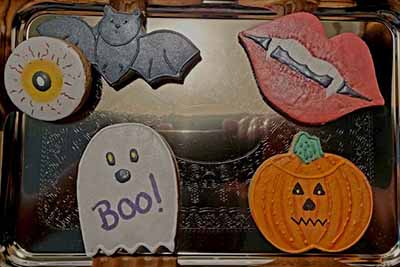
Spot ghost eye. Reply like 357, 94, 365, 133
123, 20, 128, 24
110, 19, 114, 23
313, 183, 325, 196
292, 182, 304, 195
130, 148, 139, 163
106, 152, 116, 166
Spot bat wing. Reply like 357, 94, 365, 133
37, 17, 96, 63
130, 30, 200, 87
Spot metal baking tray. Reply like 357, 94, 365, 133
0, 2, 399, 266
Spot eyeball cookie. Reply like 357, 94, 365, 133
4, 36, 92, 121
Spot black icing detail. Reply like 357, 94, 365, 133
245, 34, 272, 50
337, 81, 372, 102
106, 152, 116, 166
130, 148, 139, 163
313, 183, 326, 195
291, 217, 327, 226
292, 182, 304, 195
115, 168, 131, 183
302, 198, 316, 211
270, 46, 334, 88
32, 71, 52, 92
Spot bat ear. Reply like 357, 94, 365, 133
132, 9, 141, 16
104, 5, 114, 16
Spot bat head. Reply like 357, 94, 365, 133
99, 6, 142, 46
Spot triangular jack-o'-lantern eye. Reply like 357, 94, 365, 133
313, 183, 325, 196
292, 182, 304, 195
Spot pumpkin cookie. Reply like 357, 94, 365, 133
249, 132, 373, 253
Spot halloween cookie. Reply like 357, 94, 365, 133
4, 37, 92, 121
239, 12, 384, 125
248, 132, 373, 253
38, 6, 200, 89
78, 123, 178, 256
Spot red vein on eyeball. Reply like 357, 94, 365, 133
28, 46, 35, 58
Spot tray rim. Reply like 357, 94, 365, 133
1, 2, 400, 267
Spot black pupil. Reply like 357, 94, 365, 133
32, 71, 51, 92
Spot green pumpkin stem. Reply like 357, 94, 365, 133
291, 132, 324, 164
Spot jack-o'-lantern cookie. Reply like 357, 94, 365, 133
249, 132, 373, 253
4, 36, 92, 121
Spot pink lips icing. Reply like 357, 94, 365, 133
239, 12, 384, 125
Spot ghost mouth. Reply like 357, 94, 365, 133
291, 217, 327, 226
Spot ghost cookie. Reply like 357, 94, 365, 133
4, 36, 92, 121
78, 123, 178, 256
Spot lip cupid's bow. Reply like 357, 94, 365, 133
239, 12, 384, 125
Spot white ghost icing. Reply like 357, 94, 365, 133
77, 123, 178, 256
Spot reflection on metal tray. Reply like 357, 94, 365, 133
1, 3, 399, 267
11, 109, 395, 255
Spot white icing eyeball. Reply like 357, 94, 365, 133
4, 36, 92, 121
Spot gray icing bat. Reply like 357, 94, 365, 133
37, 6, 201, 89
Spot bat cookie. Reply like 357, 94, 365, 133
38, 6, 200, 89
239, 12, 384, 125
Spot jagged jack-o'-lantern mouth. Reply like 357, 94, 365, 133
291, 217, 328, 227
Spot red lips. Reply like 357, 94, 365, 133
239, 12, 384, 125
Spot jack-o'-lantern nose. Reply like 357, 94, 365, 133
303, 198, 316, 211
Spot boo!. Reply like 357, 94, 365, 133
92, 173, 163, 231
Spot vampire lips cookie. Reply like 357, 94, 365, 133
248, 132, 373, 253
239, 12, 384, 125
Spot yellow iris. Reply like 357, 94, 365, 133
20, 59, 63, 103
